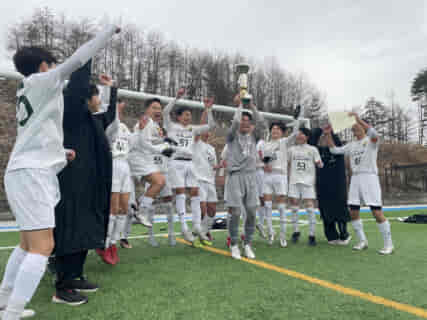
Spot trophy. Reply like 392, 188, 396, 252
236, 63, 252, 105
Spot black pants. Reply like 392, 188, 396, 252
323, 221, 349, 241
55, 250, 88, 289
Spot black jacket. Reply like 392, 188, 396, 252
54, 60, 116, 256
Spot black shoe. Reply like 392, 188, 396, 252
308, 236, 317, 246
52, 288, 88, 306
291, 232, 300, 243
65, 276, 99, 293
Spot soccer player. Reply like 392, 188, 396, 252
326, 114, 394, 254
225, 96, 267, 260
262, 121, 298, 247
0, 25, 120, 318
288, 128, 323, 246
127, 97, 178, 245
163, 90, 216, 243
101, 99, 133, 264
255, 139, 267, 239
193, 108, 219, 244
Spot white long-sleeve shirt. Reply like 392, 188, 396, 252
330, 127, 379, 175
7, 25, 117, 174
163, 99, 216, 159
193, 140, 217, 184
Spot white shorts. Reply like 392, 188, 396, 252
288, 183, 316, 200
199, 180, 218, 202
128, 153, 165, 179
263, 172, 288, 196
4, 168, 60, 231
168, 160, 199, 189
348, 174, 382, 206
255, 169, 264, 198
112, 158, 132, 193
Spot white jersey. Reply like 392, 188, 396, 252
330, 128, 379, 175
263, 135, 295, 174
6, 25, 117, 174
163, 99, 215, 159
128, 118, 168, 166
193, 140, 217, 185
288, 144, 321, 186
111, 122, 132, 158
256, 140, 265, 169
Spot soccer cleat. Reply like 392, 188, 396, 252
256, 224, 267, 239
230, 245, 241, 260
352, 240, 368, 251
279, 233, 287, 248
192, 238, 204, 248
199, 232, 210, 242
68, 277, 99, 293
0, 309, 35, 318
111, 244, 119, 264
243, 244, 255, 259
134, 210, 152, 228
378, 246, 394, 255
52, 289, 88, 306
120, 239, 132, 249
101, 247, 115, 265
201, 239, 213, 246
337, 235, 352, 246
226, 236, 231, 248
308, 236, 317, 246
291, 232, 300, 243
182, 230, 195, 243
149, 237, 159, 247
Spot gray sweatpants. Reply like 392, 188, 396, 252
225, 171, 259, 245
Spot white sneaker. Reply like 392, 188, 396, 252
256, 224, 267, 239
0, 309, 35, 318
352, 240, 368, 251
378, 246, 394, 255
182, 230, 194, 242
337, 235, 352, 246
328, 240, 339, 245
243, 244, 256, 259
135, 210, 152, 228
230, 245, 241, 260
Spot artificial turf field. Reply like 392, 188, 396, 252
0, 209, 426, 320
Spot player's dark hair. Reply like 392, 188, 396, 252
299, 127, 311, 139
269, 122, 286, 133
242, 111, 253, 121
176, 106, 192, 116
117, 98, 123, 103
13, 46, 57, 77
86, 84, 99, 101
145, 98, 161, 109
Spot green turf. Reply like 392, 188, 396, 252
0, 209, 426, 320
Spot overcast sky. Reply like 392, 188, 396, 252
1, 0, 426, 112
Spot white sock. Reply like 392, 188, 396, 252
165, 202, 175, 236
351, 219, 367, 242
265, 201, 273, 236
123, 213, 133, 239
206, 216, 214, 233
141, 196, 154, 209
258, 206, 265, 226
3, 254, 47, 319
291, 207, 299, 233
105, 215, 116, 248
114, 215, 127, 243
241, 206, 247, 236
377, 220, 393, 248
176, 194, 188, 232
307, 207, 316, 236
149, 208, 156, 239
191, 196, 202, 233
0, 247, 27, 308
201, 215, 208, 234
278, 204, 287, 235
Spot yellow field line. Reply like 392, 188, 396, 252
175, 237, 427, 319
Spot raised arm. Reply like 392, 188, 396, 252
349, 112, 378, 143
163, 87, 185, 130
250, 103, 267, 141
55, 25, 119, 81
227, 105, 242, 142
193, 97, 216, 135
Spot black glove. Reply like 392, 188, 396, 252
161, 148, 176, 158
263, 156, 273, 164
164, 137, 178, 146
293, 105, 301, 119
